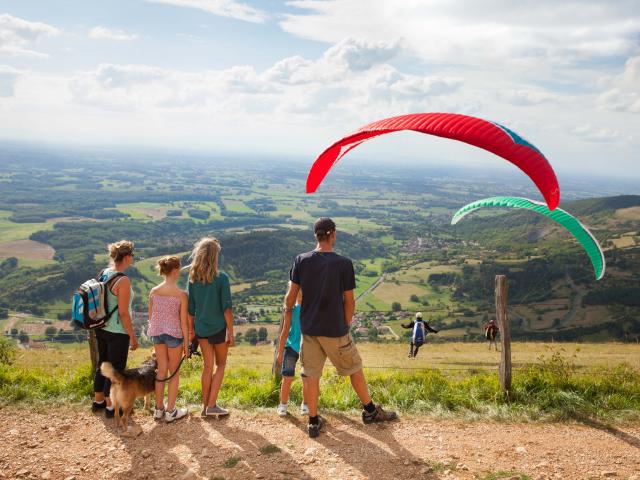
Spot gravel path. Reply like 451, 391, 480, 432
1, 406, 639, 480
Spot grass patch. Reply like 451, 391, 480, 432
259, 444, 281, 455
480, 472, 531, 480
3, 346, 639, 423
223, 456, 241, 468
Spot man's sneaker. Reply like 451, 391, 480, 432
165, 407, 188, 423
91, 400, 106, 413
153, 407, 165, 421
276, 403, 288, 417
105, 407, 123, 419
362, 405, 397, 424
299, 403, 309, 415
205, 405, 229, 417
308, 417, 323, 438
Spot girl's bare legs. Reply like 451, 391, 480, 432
206, 341, 228, 408
280, 376, 294, 404
199, 339, 215, 408
154, 343, 168, 410
166, 344, 183, 411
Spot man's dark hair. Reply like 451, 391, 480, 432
314, 217, 336, 242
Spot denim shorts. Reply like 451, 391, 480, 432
196, 327, 227, 345
281, 346, 300, 377
151, 333, 183, 349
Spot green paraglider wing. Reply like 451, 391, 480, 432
451, 196, 605, 280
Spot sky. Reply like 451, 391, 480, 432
0, 0, 638, 178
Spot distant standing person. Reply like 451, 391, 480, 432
188, 237, 234, 417
148, 256, 189, 422
92, 240, 139, 418
484, 318, 499, 351
284, 217, 397, 438
275, 284, 308, 416
401, 312, 438, 358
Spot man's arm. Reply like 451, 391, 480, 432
343, 289, 355, 326
401, 321, 414, 329
426, 323, 438, 333
278, 282, 300, 362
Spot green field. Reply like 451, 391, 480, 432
0, 210, 53, 243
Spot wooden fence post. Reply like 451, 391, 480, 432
495, 275, 512, 393
88, 330, 99, 370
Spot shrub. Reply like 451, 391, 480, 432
0, 337, 16, 365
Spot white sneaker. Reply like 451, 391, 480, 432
299, 403, 309, 415
276, 403, 288, 417
165, 407, 188, 422
153, 407, 165, 421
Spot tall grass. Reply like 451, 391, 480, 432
1, 350, 638, 422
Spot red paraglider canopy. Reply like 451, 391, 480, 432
306, 113, 560, 210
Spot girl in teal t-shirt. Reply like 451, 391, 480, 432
275, 285, 308, 416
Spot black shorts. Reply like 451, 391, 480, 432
196, 327, 227, 345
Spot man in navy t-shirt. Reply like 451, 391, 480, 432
284, 217, 397, 437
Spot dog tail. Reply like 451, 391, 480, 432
100, 362, 125, 384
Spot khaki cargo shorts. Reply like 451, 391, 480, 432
300, 333, 363, 378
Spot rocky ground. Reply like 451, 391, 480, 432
1, 406, 639, 480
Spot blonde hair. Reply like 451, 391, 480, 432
156, 256, 181, 276
108, 240, 134, 264
189, 237, 221, 283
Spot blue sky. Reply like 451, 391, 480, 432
0, 0, 638, 178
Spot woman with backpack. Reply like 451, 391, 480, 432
188, 237, 234, 417
92, 240, 139, 418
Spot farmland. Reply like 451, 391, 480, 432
0, 145, 638, 343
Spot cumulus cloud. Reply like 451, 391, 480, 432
68, 38, 462, 120
0, 13, 60, 58
322, 37, 403, 71
499, 88, 563, 106
281, 1, 640, 72
598, 56, 640, 113
89, 26, 138, 41
0, 65, 21, 97
144, 0, 267, 23
570, 124, 620, 143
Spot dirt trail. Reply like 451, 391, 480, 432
2, 407, 639, 480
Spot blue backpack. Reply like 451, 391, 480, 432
412, 321, 426, 347
71, 270, 125, 330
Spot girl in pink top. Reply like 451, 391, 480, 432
148, 256, 189, 422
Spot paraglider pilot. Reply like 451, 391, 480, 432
401, 312, 438, 358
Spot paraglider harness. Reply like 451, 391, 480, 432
155, 338, 201, 383
484, 321, 499, 340
401, 317, 438, 357
413, 321, 426, 347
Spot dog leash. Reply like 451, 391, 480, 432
155, 339, 201, 383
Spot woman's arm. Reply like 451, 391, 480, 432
221, 274, 234, 346
180, 291, 189, 355
187, 281, 195, 341
224, 308, 234, 346
115, 277, 137, 350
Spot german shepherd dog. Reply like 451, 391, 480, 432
100, 356, 157, 432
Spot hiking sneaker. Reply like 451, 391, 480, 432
153, 407, 165, 421
276, 403, 288, 417
362, 405, 397, 424
308, 417, 323, 438
299, 403, 309, 415
205, 405, 229, 417
91, 400, 106, 413
165, 407, 188, 423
